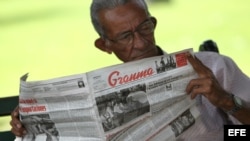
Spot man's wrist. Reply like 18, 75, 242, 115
224, 94, 243, 115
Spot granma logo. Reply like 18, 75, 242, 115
108, 68, 154, 87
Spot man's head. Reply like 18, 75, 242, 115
91, 0, 160, 62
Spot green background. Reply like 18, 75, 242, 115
1, 0, 249, 131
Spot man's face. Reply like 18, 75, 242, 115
97, 2, 159, 62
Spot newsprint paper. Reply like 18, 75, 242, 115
17, 48, 200, 141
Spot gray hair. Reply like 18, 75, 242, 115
90, 0, 150, 37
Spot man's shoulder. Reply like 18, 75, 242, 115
193, 51, 242, 77
194, 51, 233, 67
194, 51, 221, 60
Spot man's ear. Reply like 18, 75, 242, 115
94, 38, 112, 54
150, 17, 157, 28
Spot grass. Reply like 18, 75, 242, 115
0, 0, 249, 131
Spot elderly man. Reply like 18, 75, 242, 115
11, 0, 250, 140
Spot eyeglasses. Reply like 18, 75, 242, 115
105, 18, 155, 46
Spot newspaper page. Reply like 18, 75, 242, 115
18, 48, 200, 141
87, 48, 200, 141
19, 73, 105, 141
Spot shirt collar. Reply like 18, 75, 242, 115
157, 46, 167, 55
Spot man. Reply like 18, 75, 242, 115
11, 0, 250, 140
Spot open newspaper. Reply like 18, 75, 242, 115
18, 48, 200, 141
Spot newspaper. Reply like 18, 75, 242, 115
18, 48, 200, 141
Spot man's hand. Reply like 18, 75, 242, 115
185, 52, 250, 124
185, 52, 232, 109
10, 106, 27, 137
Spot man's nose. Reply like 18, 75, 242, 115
132, 32, 147, 49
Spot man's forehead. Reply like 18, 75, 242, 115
98, 2, 148, 35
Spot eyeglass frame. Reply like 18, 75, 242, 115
103, 17, 156, 46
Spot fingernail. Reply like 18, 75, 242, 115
17, 124, 22, 128
23, 130, 27, 134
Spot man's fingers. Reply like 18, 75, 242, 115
186, 52, 199, 69
11, 127, 27, 137
186, 78, 205, 94
11, 127, 22, 137
10, 116, 22, 129
10, 106, 27, 136
12, 105, 20, 116
11, 106, 20, 127
10, 119, 27, 137
186, 52, 211, 78
189, 85, 211, 99
186, 78, 212, 99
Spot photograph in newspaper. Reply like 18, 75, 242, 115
146, 105, 199, 141
21, 114, 59, 141
169, 109, 195, 137
95, 83, 150, 132
155, 55, 176, 74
